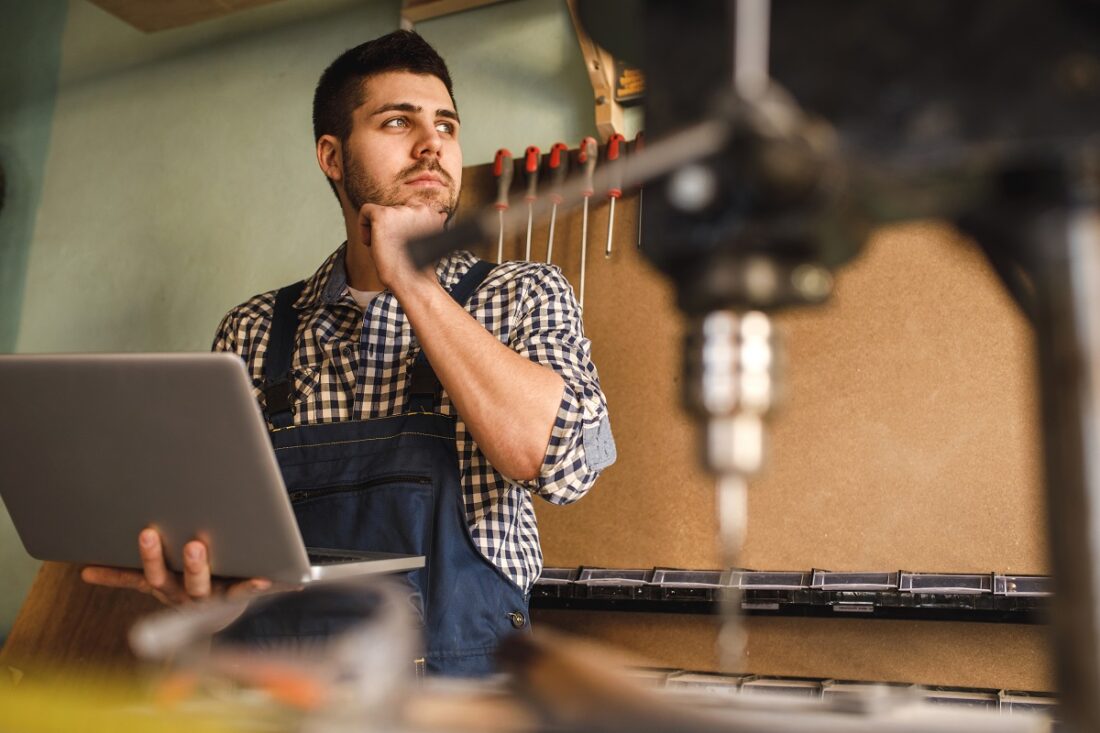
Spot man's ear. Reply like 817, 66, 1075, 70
316, 135, 343, 184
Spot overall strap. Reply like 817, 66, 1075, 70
408, 260, 496, 412
262, 280, 306, 428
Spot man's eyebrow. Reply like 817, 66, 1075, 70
369, 102, 460, 123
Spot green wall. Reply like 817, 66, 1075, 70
0, 0, 68, 641
1, 0, 622, 639
17, 0, 403, 354
0, 0, 67, 351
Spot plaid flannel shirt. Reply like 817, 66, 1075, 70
212, 243, 615, 591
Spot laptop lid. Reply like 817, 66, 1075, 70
0, 352, 423, 585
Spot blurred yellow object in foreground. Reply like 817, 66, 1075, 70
0, 671, 241, 733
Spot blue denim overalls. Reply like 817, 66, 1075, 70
220, 260, 530, 676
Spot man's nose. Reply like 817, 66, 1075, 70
414, 126, 444, 157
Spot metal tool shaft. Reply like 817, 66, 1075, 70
525, 203, 534, 260
547, 203, 558, 263
497, 209, 505, 263
580, 197, 590, 308
605, 197, 616, 259
717, 472, 747, 668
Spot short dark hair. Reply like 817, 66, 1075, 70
312, 30, 456, 146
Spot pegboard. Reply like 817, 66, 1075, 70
457, 152, 1049, 689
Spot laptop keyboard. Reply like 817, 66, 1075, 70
308, 551, 371, 565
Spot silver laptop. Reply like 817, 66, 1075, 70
0, 352, 424, 585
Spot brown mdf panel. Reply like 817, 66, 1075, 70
458, 160, 1045, 575
532, 609, 1054, 692
750, 223, 1044, 574
549, 222, 1043, 573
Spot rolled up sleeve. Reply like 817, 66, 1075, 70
507, 265, 616, 505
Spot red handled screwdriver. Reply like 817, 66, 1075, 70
605, 133, 625, 258
493, 148, 513, 263
546, 142, 569, 263
578, 136, 598, 308
523, 145, 540, 261
634, 131, 644, 250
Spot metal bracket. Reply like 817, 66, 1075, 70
566, 0, 624, 141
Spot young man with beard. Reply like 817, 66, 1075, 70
83, 30, 615, 674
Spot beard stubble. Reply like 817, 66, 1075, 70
343, 151, 458, 219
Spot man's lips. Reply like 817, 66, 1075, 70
405, 174, 446, 187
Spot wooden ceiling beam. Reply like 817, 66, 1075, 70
86, 0, 289, 33
401, 0, 510, 24
86, 0, 514, 33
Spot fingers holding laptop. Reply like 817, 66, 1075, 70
137, 530, 213, 605
81, 528, 272, 605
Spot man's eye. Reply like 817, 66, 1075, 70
383, 117, 409, 128
436, 121, 455, 134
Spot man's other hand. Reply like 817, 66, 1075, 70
81, 528, 271, 606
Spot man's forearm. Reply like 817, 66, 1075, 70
392, 275, 565, 481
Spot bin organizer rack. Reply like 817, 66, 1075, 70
531, 568, 1050, 623
622, 667, 1058, 720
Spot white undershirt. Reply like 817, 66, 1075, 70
346, 285, 381, 308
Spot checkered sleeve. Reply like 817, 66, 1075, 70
211, 310, 238, 354
209, 295, 277, 394
508, 264, 615, 505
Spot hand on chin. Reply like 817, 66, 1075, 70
358, 200, 449, 293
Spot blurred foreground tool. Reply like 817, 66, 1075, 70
493, 148, 513, 262
605, 133, 626, 258
523, 145, 540, 260
546, 142, 570, 263
409, 1, 1100, 723
578, 136, 598, 307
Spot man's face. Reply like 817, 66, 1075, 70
339, 71, 462, 217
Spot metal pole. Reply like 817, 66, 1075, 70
1032, 201, 1100, 732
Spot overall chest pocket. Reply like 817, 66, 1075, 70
289, 474, 435, 557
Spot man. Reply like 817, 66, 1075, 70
83, 30, 615, 674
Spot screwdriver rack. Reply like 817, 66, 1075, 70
471, 137, 642, 257
461, 136, 645, 316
